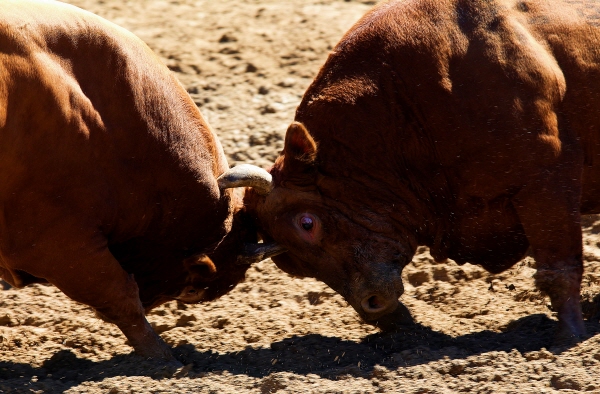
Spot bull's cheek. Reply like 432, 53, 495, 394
270, 254, 310, 278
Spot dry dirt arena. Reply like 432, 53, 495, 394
2, 0, 600, 393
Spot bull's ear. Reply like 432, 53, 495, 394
183, 254, 217, 281
282, 122, 317, 178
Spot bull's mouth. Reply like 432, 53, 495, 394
356, 299, 415, 331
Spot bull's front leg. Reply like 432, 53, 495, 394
86, 265, 175, 361
514, 171, 586, 342
53, 248, 175, 361
4, 226, 175, 361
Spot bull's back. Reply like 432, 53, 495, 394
300, 0, 600, 212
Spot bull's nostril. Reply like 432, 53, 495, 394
368, 295, 381, 309
361, 294, 388, 313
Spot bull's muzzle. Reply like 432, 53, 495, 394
348, 263, 409, 327
354, 290, 415, 331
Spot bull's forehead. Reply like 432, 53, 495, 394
260, 186, 323, 215
262, 181, 398, 234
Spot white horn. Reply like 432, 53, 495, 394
217, 164, 273, 195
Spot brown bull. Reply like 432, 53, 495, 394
227, 0, 600, 341
0, 0, 281, 361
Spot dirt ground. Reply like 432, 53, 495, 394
2, 0, 600, 392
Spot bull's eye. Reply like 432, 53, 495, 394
300, 216, 314, 231
295, 213, 319, 242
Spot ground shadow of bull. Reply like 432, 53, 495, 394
1, 315, 599, 392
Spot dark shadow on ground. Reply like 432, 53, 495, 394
1, 315, 599, 393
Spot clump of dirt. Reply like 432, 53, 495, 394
1, 1, 599, 392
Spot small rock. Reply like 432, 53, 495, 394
551, 374, 582, 391
260, 104, 277, 114
202, 82, 219, 91
219, 47, 240, 55
244, 334, 260, 343
371, 365, 389, 380
186, 86, 199, 94
249, 133, 266, 146
277, 78, 296, 88
218, 33, 237, 43
260, 374, 287, 393
0, 314, 15, 326
212, 317, 230, 329
216, 101, 231, 110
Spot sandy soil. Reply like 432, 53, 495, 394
1, 0, 600, 392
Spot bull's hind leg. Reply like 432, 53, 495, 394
514, 171, 586, 342
4, 227, 174, 360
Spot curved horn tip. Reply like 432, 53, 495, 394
217, 164, 273, 195
236, 242, 287, 265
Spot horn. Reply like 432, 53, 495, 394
217, 164, 273, 195
236, 242, 287, 265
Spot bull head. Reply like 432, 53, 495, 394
217, 163, 286, 265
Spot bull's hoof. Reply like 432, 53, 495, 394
135, 347, 177, 363
553, 310, 587, 345
135, 348, 183, 371
371, 302, 415, 332
552, 329, 586, 349
141, 357, 185, 379
549, 319, 587, 351
146, 356, 184, 369
131, 333, 177, 363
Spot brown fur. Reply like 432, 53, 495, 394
250, 0, 600, 338
0, 0, 253, 359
